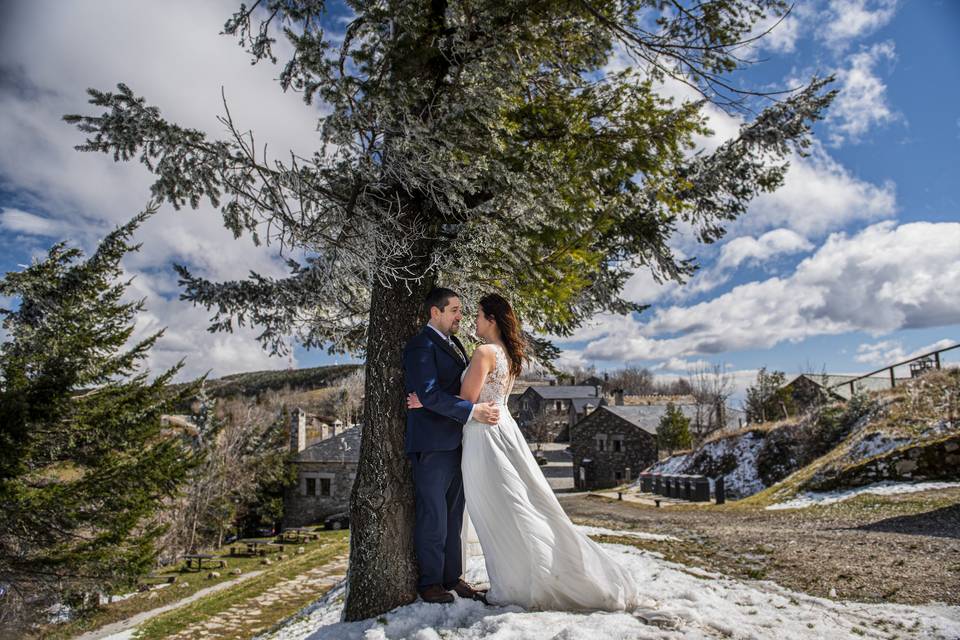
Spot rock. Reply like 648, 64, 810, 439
278, 554, 287, 560
297, 546, 306, 554
828, 587, 837, 598
261, 558, 272, 565
231, 568, 242, 575
896, 459, 918, 474
207, 571, 220, 579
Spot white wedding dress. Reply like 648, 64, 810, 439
459, 344, 641, 612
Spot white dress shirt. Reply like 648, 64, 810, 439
426, 322, 476, 421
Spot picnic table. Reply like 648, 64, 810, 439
237, 538, 284, 556
278, 527, 319, 544
183, 553, 220, 571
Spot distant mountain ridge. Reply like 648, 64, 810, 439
171, 364, 362, 400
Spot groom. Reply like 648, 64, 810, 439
403, 287, 498, 604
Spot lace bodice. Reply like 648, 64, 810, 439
465, 343, 514, 406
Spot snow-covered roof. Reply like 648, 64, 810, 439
293, 425, 361, 463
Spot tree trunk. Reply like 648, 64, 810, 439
343, 270, 435, 621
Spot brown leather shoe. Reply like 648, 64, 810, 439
418, 584, 454, 604
444, 579, 488, 602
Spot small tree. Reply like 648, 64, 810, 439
744, 367, 791, 423
0, 206, 201, 631
657, 402, 692, 457
688, 363, 734, 440
607, 366, 655, 395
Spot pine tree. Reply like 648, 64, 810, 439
744, 367, 790, 423
64, 1, 836, 619
0, 204, 202, 631
657, 402, 692, 456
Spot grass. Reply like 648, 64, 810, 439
37, 530, 348, 640
133, 531, 349, 639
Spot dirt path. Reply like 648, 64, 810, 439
559, 489, 960, 606
162, 555, 349, 639
73, 571, 266, 640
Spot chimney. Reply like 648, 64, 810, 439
594, 384, 602, 398
290, 408, 307, 453
333, 419, 343, 436
614, 389, 624, 406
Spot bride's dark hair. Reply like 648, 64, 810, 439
478, 293, 527, 378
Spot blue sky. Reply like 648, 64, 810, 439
0, 0, 958, 403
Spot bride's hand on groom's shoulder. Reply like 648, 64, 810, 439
473, 402, 500, 425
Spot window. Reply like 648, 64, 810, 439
614, 471, 623, 482
305, 477, 316, 496
556, 401, 562, 412
595, 433, 606, 451
612, 435, 624, 453
320, 477, 332, 496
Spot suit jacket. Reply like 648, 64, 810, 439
403, 326, 473, 453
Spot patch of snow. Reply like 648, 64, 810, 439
643, 453, 691, 476
574, 525, 681, 542
260, 543, 960, 640
846, 433, 911, 461
767, 481, 960, 510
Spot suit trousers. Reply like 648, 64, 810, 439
409, 446, 464, 589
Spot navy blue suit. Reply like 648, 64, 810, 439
403, 326, 474, 589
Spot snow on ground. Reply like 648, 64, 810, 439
639, 433, 767, 499
766, 481, 960, 510
574, 524, 681, 542
261, 535, 960, 640
642, 452, 692, 477
845, 434, 911, 461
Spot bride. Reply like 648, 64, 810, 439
408, 293, 641, 612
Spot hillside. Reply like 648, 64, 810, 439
644, 368, 960, 502
170, 364, 362, 400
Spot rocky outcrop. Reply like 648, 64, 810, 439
808, 432, 960, 491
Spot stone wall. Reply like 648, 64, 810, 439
282, 460, 357, 527
569, 410, 657, 491
809, 433, 960, 491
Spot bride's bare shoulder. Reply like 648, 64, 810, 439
470, 343, 498, 363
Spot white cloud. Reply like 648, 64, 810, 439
738, 142, 897, 237
0, 208, 83, 238
827, 41, 900, 146
749, 10, 802, 54
716, 229, 813, 270
855, 338, 958, 366
820, 0, 898, 50
678, 228, 815, 297
0, 0, 332, 379
563, 221, 960, 362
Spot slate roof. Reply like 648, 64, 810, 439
599, 404, 700, 436
570, 397, 607, 413
292, 425, 362, 464
525, 385, 601, 400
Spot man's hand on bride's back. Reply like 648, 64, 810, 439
473, 402, 500, 425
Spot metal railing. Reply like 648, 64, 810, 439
827, 342, 959, 396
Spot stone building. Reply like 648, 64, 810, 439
780, 373, 911, 415
513, 383, 605, 442
569, 401, 683, 490
283, 408, 359, 527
